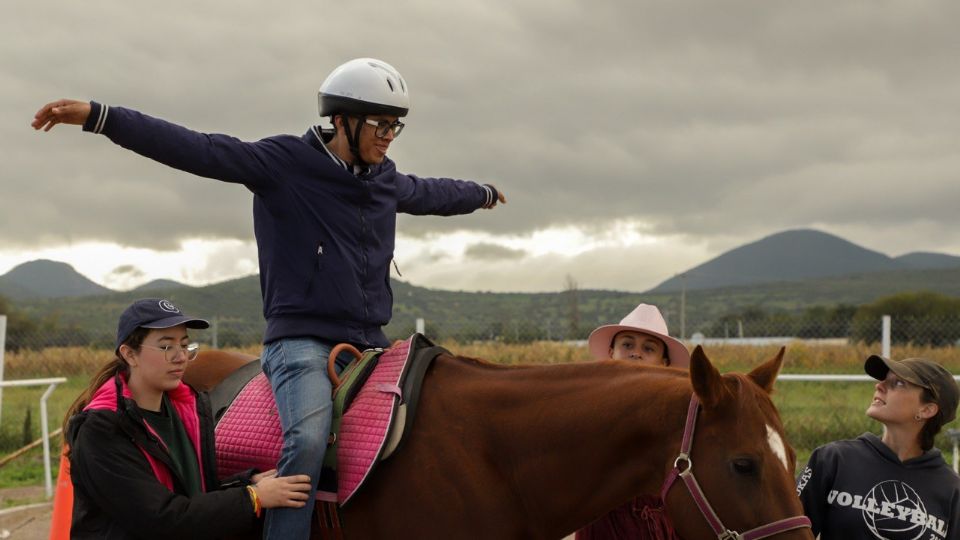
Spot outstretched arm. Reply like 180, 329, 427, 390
32, 99, 91, 131
32, 99, 288, 191
396, 172, 507, 215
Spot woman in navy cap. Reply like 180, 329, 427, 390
797, 355, 960, 540
63, 299, 312, 539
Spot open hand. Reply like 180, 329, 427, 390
32, 99, 91, 131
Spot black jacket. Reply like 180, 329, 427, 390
67, 374, 256, 539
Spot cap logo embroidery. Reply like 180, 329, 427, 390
158, 300, 180, 313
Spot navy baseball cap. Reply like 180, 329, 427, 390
115, 298, 209, 351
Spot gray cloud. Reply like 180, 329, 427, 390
109, 265, 144, 278
464, 243, 526, 261
4, 0, 959, 263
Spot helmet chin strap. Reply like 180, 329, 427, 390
345, 115, 367, 168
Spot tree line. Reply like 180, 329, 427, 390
0, 295, 96, 350
3, 290, 960, 349
699, 291, 960, 346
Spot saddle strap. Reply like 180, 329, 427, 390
314, 501, 344, 540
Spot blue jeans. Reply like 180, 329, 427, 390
260, 337, 349, 540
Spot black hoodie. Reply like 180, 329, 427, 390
796, 433, 960, 540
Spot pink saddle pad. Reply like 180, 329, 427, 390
214, 338, 414, 504
214, 372, 281, 478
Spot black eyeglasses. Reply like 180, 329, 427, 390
363, 118, 405, 138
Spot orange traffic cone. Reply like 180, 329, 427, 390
48, 448, 72, 540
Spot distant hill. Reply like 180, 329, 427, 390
0, 259, 113, 300
648, 229, 956, 293
647, 266, 960, 326
893, 252, 960, 270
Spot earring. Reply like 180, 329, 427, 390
914, 413, 923, 422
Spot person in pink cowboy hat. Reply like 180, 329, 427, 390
577, 303, 689, 540
587, 303, 690, 368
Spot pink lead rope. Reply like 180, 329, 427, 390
659, 395, 812, 540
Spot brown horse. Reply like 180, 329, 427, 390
185, 345, 813, 540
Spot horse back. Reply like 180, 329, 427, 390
184, 349, 259, 392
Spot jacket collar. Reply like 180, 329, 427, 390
84, 372, 193, 413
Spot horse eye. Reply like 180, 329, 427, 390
731, 458, 757, 476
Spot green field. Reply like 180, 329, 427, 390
1, 342, 957, 489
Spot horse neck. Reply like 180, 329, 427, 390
442, 357, 692, 534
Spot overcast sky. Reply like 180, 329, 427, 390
3, 0, 959, 293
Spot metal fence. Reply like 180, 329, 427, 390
3, 313, 960, 352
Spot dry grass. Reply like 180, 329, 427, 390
2, 347, 113, 378
4, 341, 958, 378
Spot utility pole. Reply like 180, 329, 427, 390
679, 273, 687, 340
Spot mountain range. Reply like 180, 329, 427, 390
651, 229, 960, 292
0, 260, 189, 301
2, 228, 959, 342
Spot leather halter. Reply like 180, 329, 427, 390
659, 395, 812, 540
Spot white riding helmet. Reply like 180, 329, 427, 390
318, 58, 410, 118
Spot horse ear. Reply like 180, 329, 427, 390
689, 345, 729, 409
747, 347, 785, 394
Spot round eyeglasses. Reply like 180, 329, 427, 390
141, 343, 201, 363
363, 118, 405, 138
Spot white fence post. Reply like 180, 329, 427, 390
40, 383, 56, 498
0, 378, 68, 498
881, 315, 891, 358
416, 318, 425, 334
211, 316, 218, 349
0, 314, 6, 427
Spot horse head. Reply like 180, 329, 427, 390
665, 345, 813, 540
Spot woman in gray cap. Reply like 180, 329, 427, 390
62, 299, 312, 539
796, 355, 960, 540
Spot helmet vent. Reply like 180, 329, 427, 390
386, 78, 395, 92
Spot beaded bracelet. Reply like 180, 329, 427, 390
246, 485, 262, 518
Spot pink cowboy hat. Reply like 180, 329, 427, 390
587, 303, 690, 368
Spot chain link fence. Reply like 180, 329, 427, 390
4, 313, 960, 353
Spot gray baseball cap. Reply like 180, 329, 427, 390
865, 355, 959, 423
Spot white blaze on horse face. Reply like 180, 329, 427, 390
766, 424, 789, 472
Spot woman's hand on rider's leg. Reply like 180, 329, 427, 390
253, 474, 312, 509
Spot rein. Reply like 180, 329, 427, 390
659, 395, 812, 540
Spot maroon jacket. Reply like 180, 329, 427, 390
575, 495, 679, 540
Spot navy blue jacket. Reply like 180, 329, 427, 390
84, 103, 495, 347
